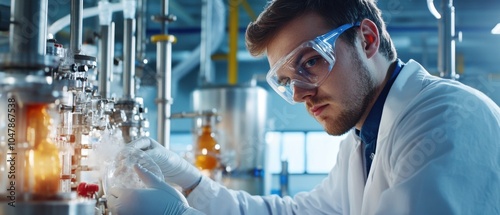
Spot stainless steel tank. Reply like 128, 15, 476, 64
192, 84, 267, 195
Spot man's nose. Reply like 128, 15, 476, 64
292, 84, 316, 103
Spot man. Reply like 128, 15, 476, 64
108, 0, 500, 214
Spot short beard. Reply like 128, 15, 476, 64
324, 53, 377, 136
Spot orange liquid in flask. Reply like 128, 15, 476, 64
26, 104, 61, 197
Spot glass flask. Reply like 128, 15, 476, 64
194, 114, 221, 180
24, 103, 62, 198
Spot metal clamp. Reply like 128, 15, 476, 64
154, 97, 174, 105
151, 34, 177, 43
151, 14, 177, 23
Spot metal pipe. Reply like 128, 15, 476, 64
70, 0, 83, 55
123, 18, 136, 99
156, 40, 172, 148
427, 0, 441, 19
199, 0, 213, 85
438, 0, 456, 80
280, 160, 289, 197
3, 0, 58, 105
49, 3, 124, 35
156, 0, 173, 148
136, 0, 147, 61
9, 0, 48, 55
98, 23, 115, 98
161, 0, 169, 34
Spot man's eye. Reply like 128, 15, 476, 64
304, 57, 318, 68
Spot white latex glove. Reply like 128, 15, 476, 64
107, 164, 204, 215
129, 137, 202, 190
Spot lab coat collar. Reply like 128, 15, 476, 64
359, 59, 404, 175
359, 59, 429, 213
377, 59, 427, 144
365, 59, 428, 185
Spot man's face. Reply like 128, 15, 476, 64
267, 13, 377, 135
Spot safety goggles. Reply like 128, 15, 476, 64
266, 22, 360, 104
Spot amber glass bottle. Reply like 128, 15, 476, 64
194, 116, 220, 173
26, 104, 61, 197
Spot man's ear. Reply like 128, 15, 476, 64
359, 19, 380, 59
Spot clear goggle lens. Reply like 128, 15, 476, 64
266, 41, 334, 104
266, 23, 359, 104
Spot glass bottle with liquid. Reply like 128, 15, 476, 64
27, 104, 62, 197
193, 114, 221, 181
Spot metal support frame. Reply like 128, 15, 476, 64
98, 23, 115, 99
136, 0, 147, 62
153, 0, 175, 148
156, 39, 173, 148
199, 0, 213, 85
0, 0, 96, 213
438, 0, 457, 80
70, 0, 83, 55
123, 18, 136, 99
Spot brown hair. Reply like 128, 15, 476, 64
245, 0, 396, 61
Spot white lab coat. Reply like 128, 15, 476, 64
186, 60, 500, 215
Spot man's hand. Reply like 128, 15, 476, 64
107, 164, 204, 215
129, 137, 202, 190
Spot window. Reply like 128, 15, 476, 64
171, 131, 347, 174
306, 132, 343, 173
266, 131, 347, 174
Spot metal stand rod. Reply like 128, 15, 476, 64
123, 18, 136, 99
156, 0, 172, 148
3, 0, 57, 105
10, 0, 48, 55
70, 0, 83, 55
98, 23, 115, 98
160, 0, 169, 34
156, 40, 172, 148
199, 0, 213, 85
136, 0, 147, 61
438, 0, 456, 79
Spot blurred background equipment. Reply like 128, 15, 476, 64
0, 0, 499, 214
192, 85, 268, 195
